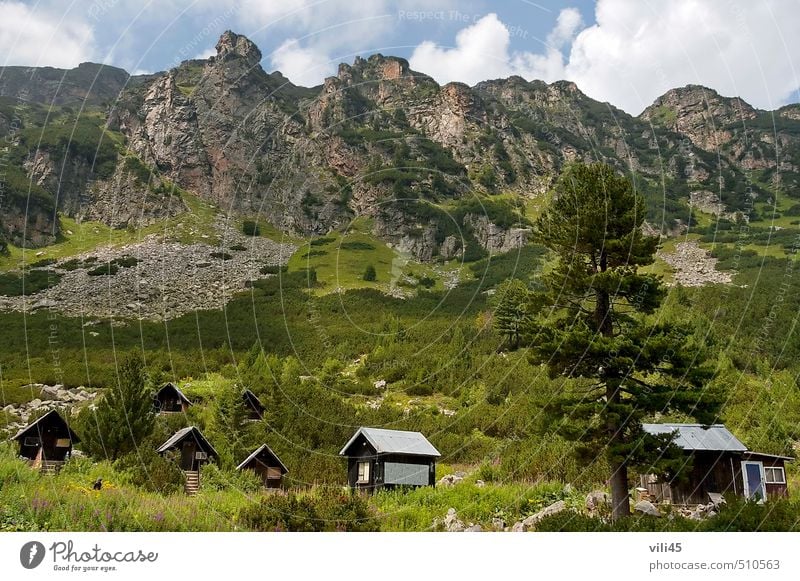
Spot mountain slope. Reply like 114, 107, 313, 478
1, 30, 798, 260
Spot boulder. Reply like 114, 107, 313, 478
438, 474, 464, 487
586, 490, 610, 511
634, 500, 661, 517
475, 479, 486, 488
443, 508, 465, 532
516, 500, 567, 531
464, 524, 482, 532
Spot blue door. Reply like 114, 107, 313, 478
742, 461, 766, 501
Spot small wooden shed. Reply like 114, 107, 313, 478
153, 382, 192, 414
640, 423, 792, 504
236, 444, 288, 488
156, 426, 218, 471
339, 427, 440, 492
242, 389, 265, 421
12, 409, 80, 470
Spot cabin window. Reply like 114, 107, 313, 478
195, 452, 208, 461
23, 437, 40, 447
765, 466, 786, 484
357, 461, 370, 483
55, 438, 71, 448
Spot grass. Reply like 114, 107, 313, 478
287, 218, 399, 293
0, 191, 220, 272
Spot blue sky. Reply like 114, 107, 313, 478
0, 0, 798, 114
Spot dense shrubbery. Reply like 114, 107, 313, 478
0, 269, 62, 295
239, 489, 379, 531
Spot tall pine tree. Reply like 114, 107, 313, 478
78, 354, 156, 460
529, 162, 720, 519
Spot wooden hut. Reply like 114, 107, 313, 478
153, 382, 192, 414
156, 426, 218, 494
236, 444, 288, 488
12, 410, 79, 473
339, 427, 440, 492
242, 389, 265, 421
639, 423, 792, 504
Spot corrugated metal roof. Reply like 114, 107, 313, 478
642, 423, 748, 452
156, 426, 218, 457
236, 444, 288, 473
339, 427, 441, 457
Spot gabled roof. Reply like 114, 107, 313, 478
13, 409, 80, 443
642, 423, 747, 452
236, 444, 288, 473
339, 427, 441, 457
242, 389, 265, 412
155, 382, 192, 405
156, 426, 218, 458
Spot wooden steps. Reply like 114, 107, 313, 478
184, 470, 200, 495
40, 460, 65, 475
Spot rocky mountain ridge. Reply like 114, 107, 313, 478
1, 31, 799, 262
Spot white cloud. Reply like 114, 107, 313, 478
193, 47, 216, 60
408, 1, 800, 114
564, 0, 800, 113
272, 39, 332, 87
409, 11, 581, 86
410, 14, 513, 85
0, 1, 95, 68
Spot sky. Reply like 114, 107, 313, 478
0, 0, 798, 115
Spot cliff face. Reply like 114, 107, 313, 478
2, 31, 799, 257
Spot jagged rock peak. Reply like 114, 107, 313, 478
215, 30, 262, 65
643, 84, 757, 120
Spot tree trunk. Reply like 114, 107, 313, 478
609, 456, 630, 519
597, 266, 628, 519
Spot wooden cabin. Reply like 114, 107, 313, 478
236, 444, 288, 488
339, 427, 440, 493
12, 410, 79, 472
157, 426, 218, 471
153, 382, 192, 414
242, 389, 265, 421
639, 423, 792, 505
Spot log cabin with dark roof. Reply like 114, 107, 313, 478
242, 389, 265, 421
12, 410, 80, 473
157, 426, 218, 494
236, 444, 288, 488
339, 427, 440, 493
153, 382, 192, 414
639, 423, 792, 505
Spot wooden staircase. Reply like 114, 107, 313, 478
184, 470, 200, 495
40, 460, 65, 475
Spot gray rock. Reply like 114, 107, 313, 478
634, 500, 661, 517
491, 518, 505, 530
511, 521, 525, 532
443, 508, 465, 532
438, 474, 464, 487
517, 500, 567, 531
586, 490, 610, 511
475, 479, 486, 488
464, 524, 482, 532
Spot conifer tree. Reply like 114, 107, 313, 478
529, 162, 720, 519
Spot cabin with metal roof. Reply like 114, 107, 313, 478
339, 427, 440, 492
639, 423, 792, 504
236, 444, 288, 488
12, 409, 80, 473
241, 389, 265, 421
153, 382, 192, 414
